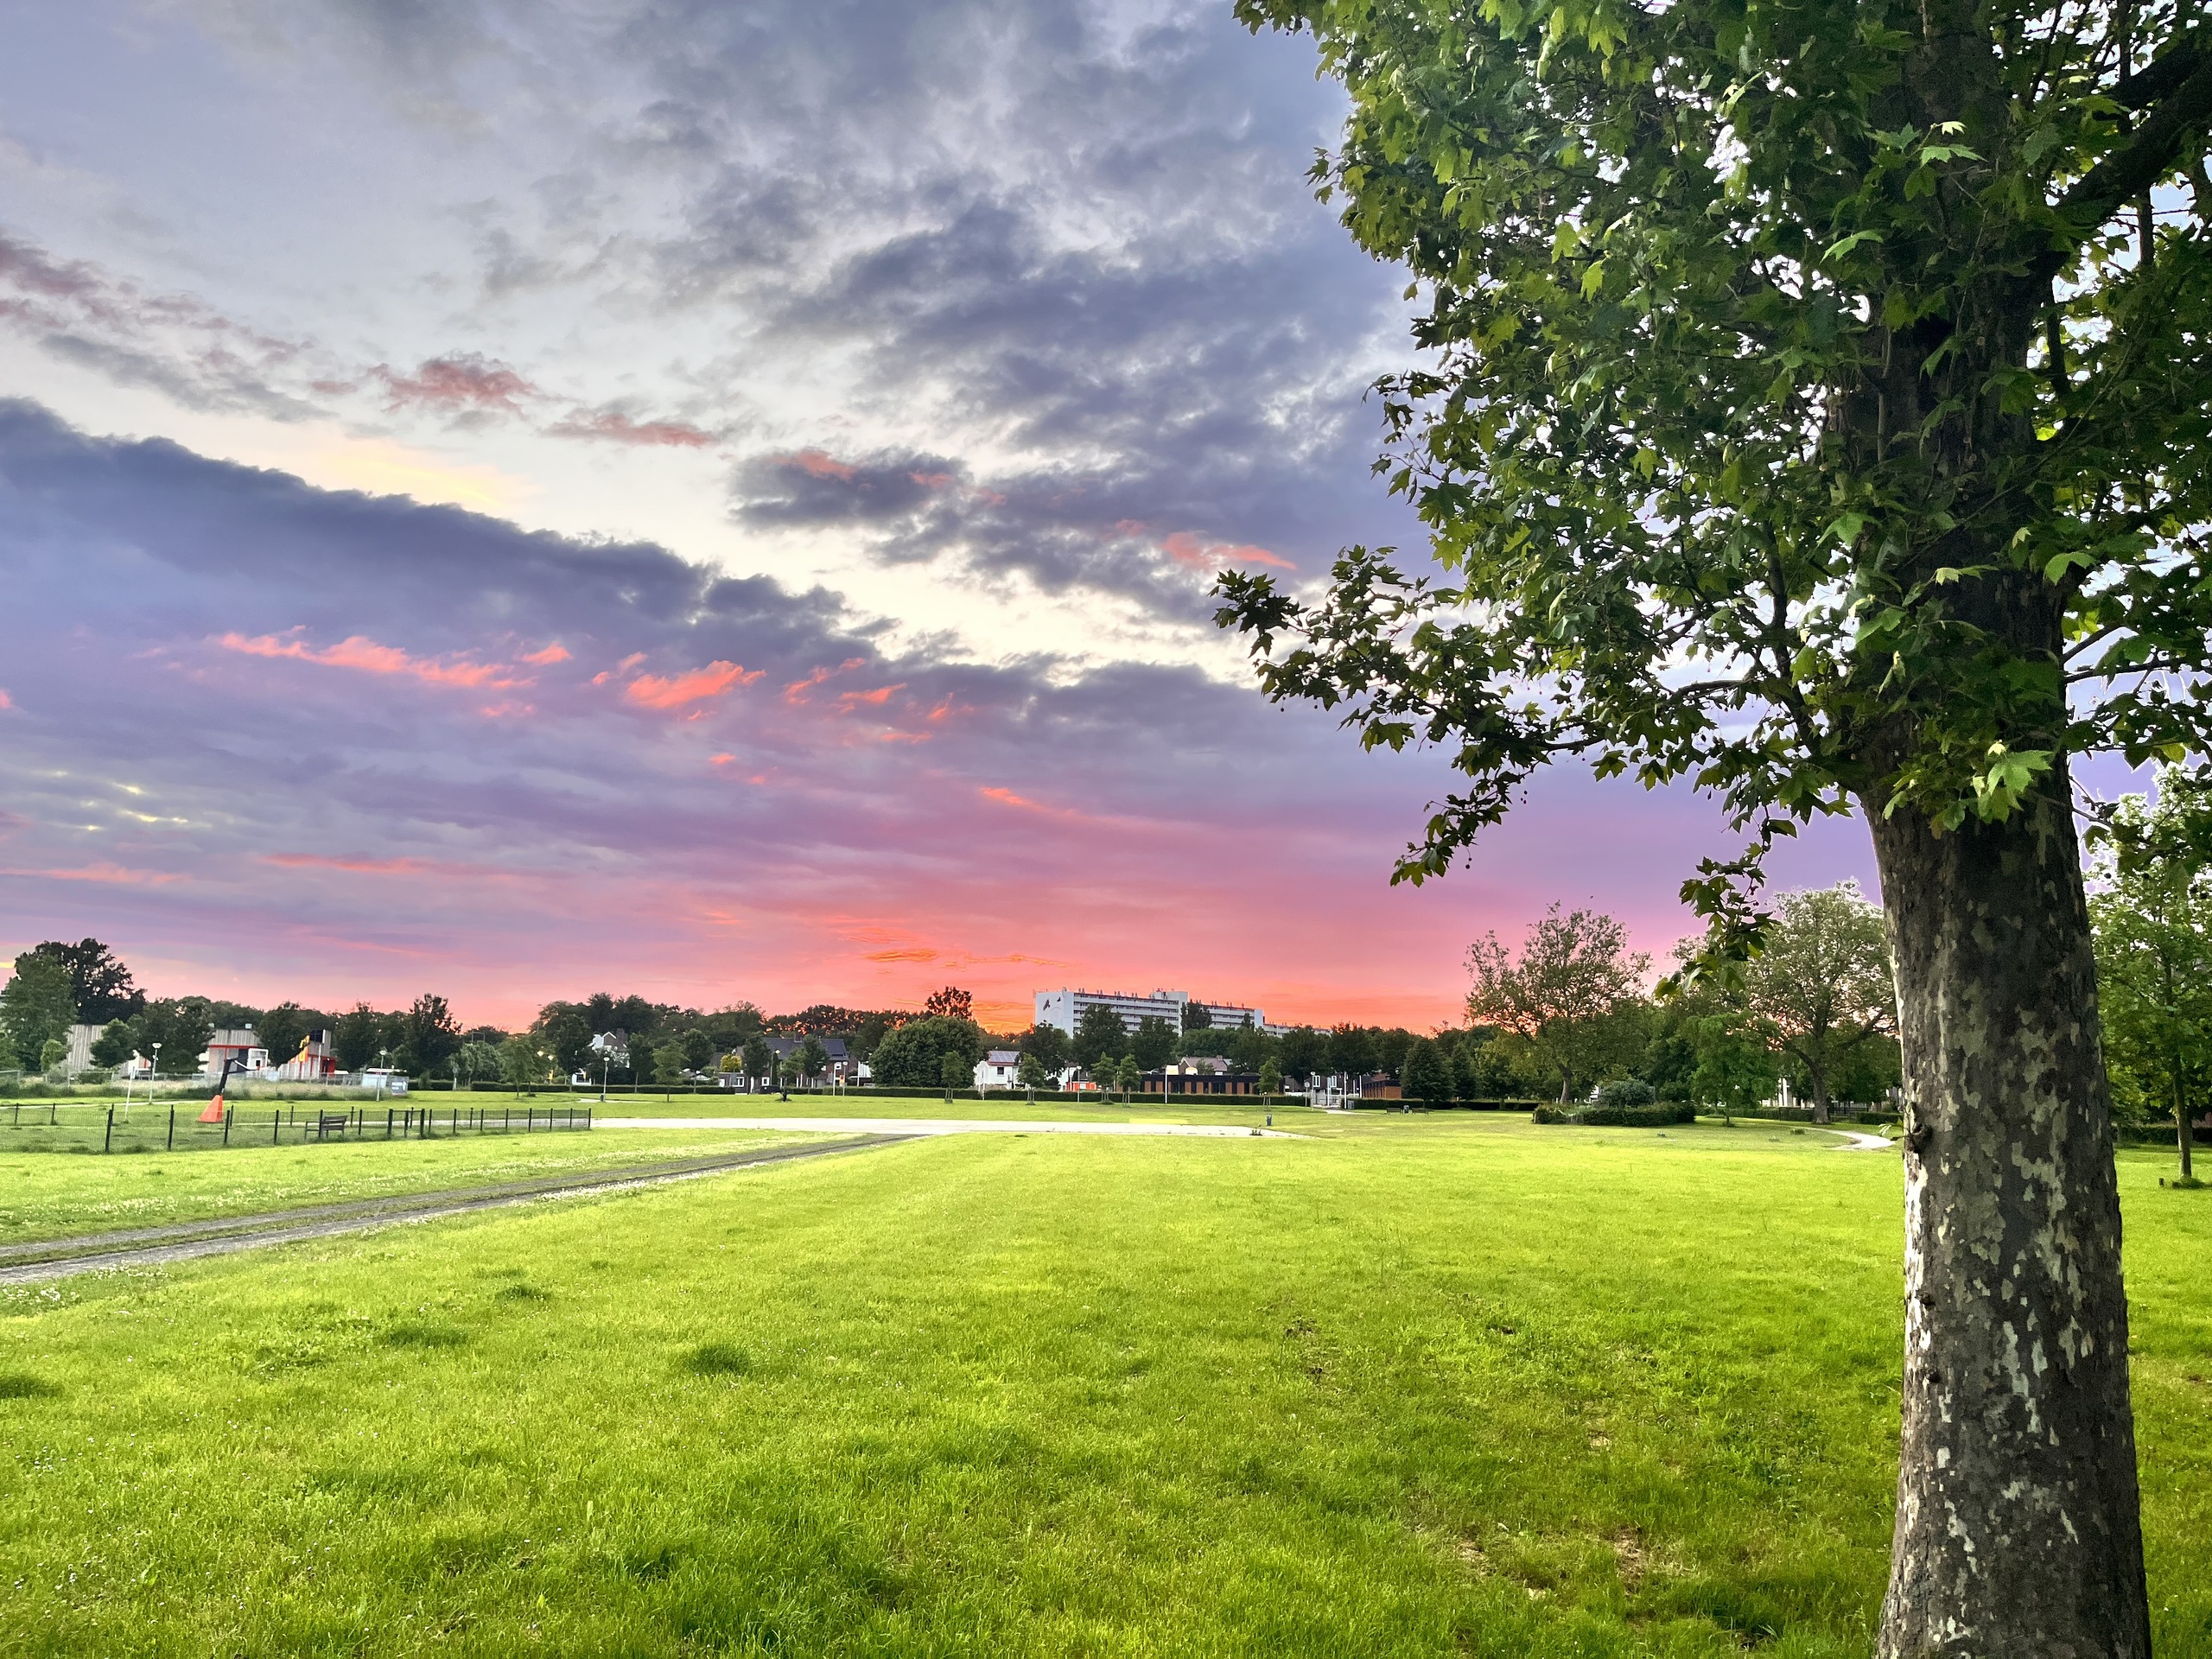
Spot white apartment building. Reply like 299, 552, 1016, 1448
1033, 988, 1272, 1036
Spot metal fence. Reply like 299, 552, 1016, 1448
0, 1099, 591, 1155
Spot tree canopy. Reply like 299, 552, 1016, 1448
2089, 767, 2212, 1178
28, 938, 142, 1025
870, 1016, 988, 1090
1130, 1014, 1179, 1071
1738, 883, 1897, 1121
1466, 906, 1648, 1102
1071, 1003, 1128, 1070
921, 986, 975, 1022
1225, 0, 2212, 925
1221, 0, 2193, 1641
1, 951, 77, 1071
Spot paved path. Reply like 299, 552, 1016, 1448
596, 1116, 1292, 1138
1827, 1128, 1896, 1151
0, 1135, 908, 1286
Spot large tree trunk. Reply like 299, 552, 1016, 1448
1866, 761, 2149, 1656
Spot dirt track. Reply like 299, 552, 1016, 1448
0, 1135, 911, 1285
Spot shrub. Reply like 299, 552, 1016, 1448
1580, 1098, 1694, 1127
1594, 1077, 1656, 1109
1533, 1097, 1694, 1128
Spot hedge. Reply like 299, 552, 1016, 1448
1532, 1100, 1696, 1128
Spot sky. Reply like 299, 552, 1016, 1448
0, 0, 1876, 1033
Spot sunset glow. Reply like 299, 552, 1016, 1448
0, 2, 1876, 1030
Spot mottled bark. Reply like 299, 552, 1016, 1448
1867, 762, 2150, 1657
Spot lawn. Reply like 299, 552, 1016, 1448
0, 1117, 2203, 1656
0, 1127, 823, 1244
601, 1091, 1294, 1127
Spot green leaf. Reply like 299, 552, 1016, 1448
1821, 230, 1885, 264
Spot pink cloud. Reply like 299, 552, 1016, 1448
373, 353, 537, 412
520, 644, 571, 665
217, 631, 520, 690
625, 660, 765, 710
260, 851, 518, 884
0, 689, 13, 709
1163, 531, 1295, 572
785, 448, 857, 480
836, 683, 904, 711
2, 861, 183, 886
549, 410, 715, 448
978, 785, 1089, 820
784, 658, 868, 704
264, 852, 432, 874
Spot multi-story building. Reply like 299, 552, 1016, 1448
1033, 987, 1275, 1036
200, 1029, 269, 1077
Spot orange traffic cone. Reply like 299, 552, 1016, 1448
198, 1093, 226, 1124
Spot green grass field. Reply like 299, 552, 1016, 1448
0, 1128, 821, 1244
601, 1092, 1292, 1127
0, 1117, 2203, 1656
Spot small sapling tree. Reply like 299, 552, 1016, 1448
798, 1036, 830, 1092
1017, 1050, 1049, 1101
741, 1036, 774, 1094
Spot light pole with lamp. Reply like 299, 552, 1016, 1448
145, 1043, 162, 1122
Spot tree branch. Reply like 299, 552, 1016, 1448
2114, 33, 2207, 111
2059, 45, 2212, 232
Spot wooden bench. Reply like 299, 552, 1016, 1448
313, 1112, 349, 1138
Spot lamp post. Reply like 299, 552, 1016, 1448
377, 1047, 389, 1100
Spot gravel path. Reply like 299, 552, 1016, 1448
594, 1116, 1293, 1137
0, 1135, 909, 1285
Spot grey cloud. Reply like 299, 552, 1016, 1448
0, 227, 331, 420
591, 3, 1421, 609
732, 449, 963, 526
0, 397, 1335, 842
